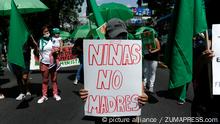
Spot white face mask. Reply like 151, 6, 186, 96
43, 32, 50, 38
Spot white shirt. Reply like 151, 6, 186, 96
52, 37, 61, 47
39, 37, 53, 64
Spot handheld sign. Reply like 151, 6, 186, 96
30, 45, 79, 70
84, 39, 142, 117
212, 24, 220, 95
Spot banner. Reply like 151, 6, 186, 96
84, 40, 142, 117
30, 45, 80, 70
212, 24, 220, 95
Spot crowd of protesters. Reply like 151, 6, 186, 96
0, 17, 219, 121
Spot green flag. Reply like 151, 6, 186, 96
8, 0, 29, 68
87, 0, 105, 27
167, 0, 207, 89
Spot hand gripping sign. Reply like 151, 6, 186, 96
212, 24, 220, 95
84, 39, 142, 117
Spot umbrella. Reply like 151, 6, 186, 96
70, 24, 97, 39
60, 31, 70, 40
89, 2, 133, 22
0, 0, 49, 16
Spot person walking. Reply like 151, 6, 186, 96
37, 26, 61, 104
136, 22, 161, 93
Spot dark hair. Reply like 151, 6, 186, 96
41, 25, 49, 34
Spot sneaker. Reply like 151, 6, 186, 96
0, 94, 5, 99
37, 96, 48, 104
56, 63, 61, 71
149, 87, 154, 93
49, 64, 55, 69
73, 78, 78, 85
16, 93, 25, 101
26, 92, 31, 96
177, 100, 185, 105
25, 92, 32, 100
53, 94, 61, 101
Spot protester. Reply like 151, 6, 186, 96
142, 29, 160, 93
192, 32, 216, 116
49, 28, 63, 70
8, 37, 38, 101
37, 26, 61, 104
72, 38, 84, 85
79, 18, 148, 123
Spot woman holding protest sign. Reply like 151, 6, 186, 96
37, 25, 61, 104
80, 18, 148, 103
79, 18, 148, 123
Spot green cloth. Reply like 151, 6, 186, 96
128, 33, 134, 40
99, 2, 133, 22
135, 26, 158, 39
8, 0, 29, 68
179, 84, 187, 102
70, 24, 97, 39
167, 0, 207, 89
88, 0, 104, 27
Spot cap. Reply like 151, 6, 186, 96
106, 18, 128, 39
52, 28, 60, 34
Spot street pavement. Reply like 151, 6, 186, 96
0, 66, 194, 124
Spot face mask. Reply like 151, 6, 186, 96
43, 32, 50, 38
115, 33, 128, 39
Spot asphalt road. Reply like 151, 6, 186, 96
0, 66, 194, 124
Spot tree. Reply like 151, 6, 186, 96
40, 0, 84, 31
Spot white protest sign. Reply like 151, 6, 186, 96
30, 45, 80, 70
84, 39, 142, 117
212, 24, 220, 95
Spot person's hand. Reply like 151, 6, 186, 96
138, 92, 148, 106
79, 89, 88, 102
202, 49, 214, 62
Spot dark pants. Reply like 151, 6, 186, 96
76, 54, 84, 83
10, 63, 30, 94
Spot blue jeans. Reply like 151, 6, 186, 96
76, 54, 83, 82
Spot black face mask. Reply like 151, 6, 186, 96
43, 36, 50, 41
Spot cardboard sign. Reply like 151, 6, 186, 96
83, 39, 142, 117
212, 24, 220, 95
30, 45, 80, 70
